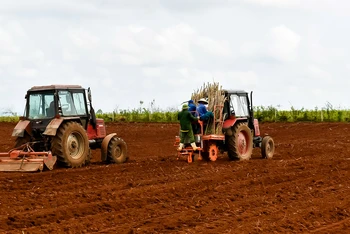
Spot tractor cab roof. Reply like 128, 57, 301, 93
28, 85, 84, 92
223, 89, 248, 95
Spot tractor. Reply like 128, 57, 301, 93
175, 89, 275, 162
0, 85, 127, 172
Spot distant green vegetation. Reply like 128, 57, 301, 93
1, 104, 350, 123
254, 105, 350, 122
97, 105, 350, 123
96, 108, 178, 123
0, 116, 20, 122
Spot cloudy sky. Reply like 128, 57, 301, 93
1, 0, 350, 115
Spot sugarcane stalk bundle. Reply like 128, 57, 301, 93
191, 82, 226, 134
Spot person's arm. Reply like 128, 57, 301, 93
189, 112, 199, 121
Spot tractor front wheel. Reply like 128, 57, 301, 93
51, 121, 89, 167
261, 136, 275, 159
226, 123, 253, 160
107, 136, 128, 164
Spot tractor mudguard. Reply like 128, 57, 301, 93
222, 119, 237, 136
222, 118, 237, 129
222, 118, 248, 136
43, 118, 64, 136
101, 133, 117, 162
253, 119, 261, 136
43, 117, 83, 136
12, 120, 31, 137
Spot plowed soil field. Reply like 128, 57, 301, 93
1, 122, 350, 234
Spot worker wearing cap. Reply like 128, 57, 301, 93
177, 103, 199, 151
197, 98, 214, 133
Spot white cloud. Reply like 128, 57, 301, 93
267, 25, 301, 62
109, 23, 231, 66
288, 86, 298, 93
63, 48, 80, 62
0, 55, 16, 65
243, 0, 301, 7
195, 37, 231, 57
238, 25, 301, 63
240, 41, 260, 57
176, 68, 259, 90
311, 88, 323, 96
307, 65, 331, 81
0, 27, 20, 53
1, 0, 350, 113
227, 71, 258, 86
15, 68, 38, 78
67, 29, 100, 49
142, 67, 163, 77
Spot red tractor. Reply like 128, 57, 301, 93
175, 90, 275, 162
0, 85, 127, 172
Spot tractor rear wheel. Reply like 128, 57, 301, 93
226, 123, 253, 160
51, 121, 89, 167
107, 136, 128, 164
261, 136, 275, 159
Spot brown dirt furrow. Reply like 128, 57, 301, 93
1, 122, 350, 233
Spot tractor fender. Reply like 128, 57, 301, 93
223, 118, 237, 129
253, 118, 261, 136
101, 133, 117, 162
12, 120, 31, 137
222, 118, 246, 136
43, 117, 82, 136
43, 118, 65, 136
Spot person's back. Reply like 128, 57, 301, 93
188, 100, 197, 116
177, 104, 199, 151
197, 98, 208, 117
178, 109, 195, 131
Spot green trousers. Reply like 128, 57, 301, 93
180, 129, 195, 143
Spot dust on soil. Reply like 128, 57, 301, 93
1, 121, 350, 233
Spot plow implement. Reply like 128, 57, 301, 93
0, 144, 57, 172
176, 148, 203, 163
174, 136, 203, 163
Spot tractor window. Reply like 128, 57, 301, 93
58, 91, 87, 116
72, 92, 87, 115
230, 94, 249, 117
28, 93, 55, 119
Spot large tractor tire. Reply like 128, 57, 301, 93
107, 136, 128, 164
51, 121, 89, 168
226, 123, 253, 160
261, 136, 275, 159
